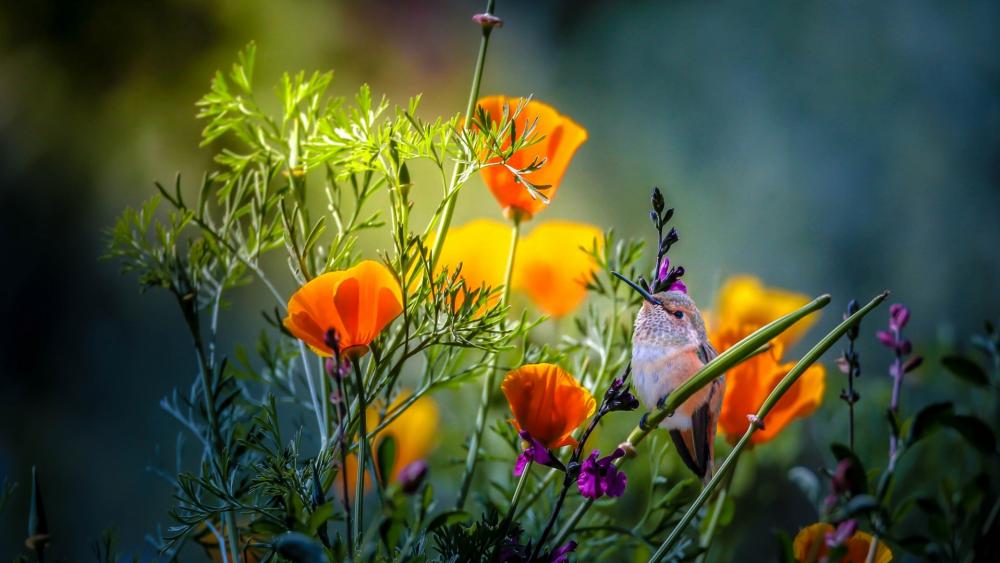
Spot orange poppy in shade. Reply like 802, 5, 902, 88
711, 276, 826, 444
793, 523, 892, 563
344, 392, 439, 495
283, 260, 403, 358
477, 96, 588, 221
432, 219, 512, 306
196, 522, 263, 563
501, 363, 596, 449
514, 221, 602, 317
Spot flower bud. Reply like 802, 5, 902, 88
889, 303, 910, 331
398, 460, 429, 494
650, 187, 665, 213
324, 329, 341, 353
472, 13, 503, 29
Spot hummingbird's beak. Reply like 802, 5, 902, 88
612, 271, 660, 305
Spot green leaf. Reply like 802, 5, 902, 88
426, 510, 471, 532
308, 501, 338, 534
787, 466, 821, 505
943, 415, 997, 454
909, 402, 955, 445
377, 436, 397, 485
942, 355, 990, 387
834, 494, 880, 520
771, 529, 796, 563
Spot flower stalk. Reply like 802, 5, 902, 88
428, 0, 499, 271
455, 217, 521, 508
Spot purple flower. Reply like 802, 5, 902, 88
577, 448, 627, 499
888, 303, 910, 332
514, 431, 556, 476
826, 519, 858, 549
546, 541, 577, 563
668, 279, 687, 294
398, 460, 428, 494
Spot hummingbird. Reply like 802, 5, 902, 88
614, 272, 724, 484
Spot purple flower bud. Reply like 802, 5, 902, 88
398, 460, 428, 494
876, 330, 896, 349
324, 328, 340, 352
472, 13, 503, 28
831, 459, 855, 495
903, 355, 923, 374
657, 258, 671, 282
889, 303, 910, 331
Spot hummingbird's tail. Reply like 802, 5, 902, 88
668, 401, 718, 485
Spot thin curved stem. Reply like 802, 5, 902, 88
350, 355, 369, 551
455, 218, 520, 508
427, 0, 498, 271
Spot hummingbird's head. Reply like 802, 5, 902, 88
611, 272, 707, 347
633, 290, 708, 347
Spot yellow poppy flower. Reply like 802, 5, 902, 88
793, 523, 892, 562
501, 363, 596, 449
344, 392, 439, 495
476, 96, 588, 221
711, 276, 825, 444
715, 275, 818, 350
283, 260, 403, 359
514, 221, 602, 317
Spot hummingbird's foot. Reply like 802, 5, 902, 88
639, 412, 654, 431
656, 394, 669, 410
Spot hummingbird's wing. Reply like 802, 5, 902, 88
670, 343, 724, 484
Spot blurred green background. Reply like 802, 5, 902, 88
2, 0, 999, 559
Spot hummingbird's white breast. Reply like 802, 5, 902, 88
632, 342, 706, 431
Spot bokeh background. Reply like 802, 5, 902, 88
2, 0, 999, 559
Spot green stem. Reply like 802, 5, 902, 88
350, 355, 370, 551
181, 299, 242, 563
695, 454, 740, 563
505, 463, 531, 521
455, 218, 521, 509
428, 0, 498, 271
648, 292, 888, 562
515, 468, 558, 519
334, 371, 354, 557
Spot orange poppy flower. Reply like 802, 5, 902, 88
514, 221, 602, 317
344, 392, 439, 495
283, 260, 403, 358
711, 276, 826, 444
477, 96, 588, 221
793, 523, 892, 563
501, 363, 596, 449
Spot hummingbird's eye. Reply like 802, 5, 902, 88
672, 310, 684, 319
